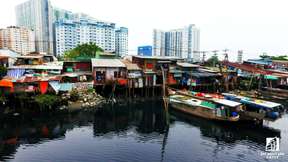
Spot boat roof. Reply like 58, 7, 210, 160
222, 93, 282, 108
214, 99, 242, 107
241, 99, 282, 108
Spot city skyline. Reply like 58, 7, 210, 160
16, 0, 54, 54
153, 24, 200, 61
54, 11, 128, 57
1, 0, 288, 60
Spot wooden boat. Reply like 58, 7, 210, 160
222, 93, 284, 120
168, 88, 265, 124
169, 94, 241, 122
259, 86, 288, 101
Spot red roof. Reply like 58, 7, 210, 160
223, 62, 271, 75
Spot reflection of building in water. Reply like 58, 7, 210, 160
93, 101, 168, 136
0, 112, 94, 161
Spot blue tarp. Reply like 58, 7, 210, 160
49, 81, 61, 93
7, 69, 25, 78
59, 83, 73, 92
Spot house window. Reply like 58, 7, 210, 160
114, 71, 119, 78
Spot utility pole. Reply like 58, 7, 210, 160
212, 50, 218, 67
223, 49, 229, 62
201, 51, 207, 63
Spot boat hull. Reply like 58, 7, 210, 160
169, 101, 239, 122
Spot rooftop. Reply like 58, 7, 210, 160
0, 49, 20, 58
177, 62, 200, 68
17, 55, 43, 59
91, 59, 126, 68
133, 55, 183, 61
121, 59, 141, 70
9, 62, 63, 70
214, 99, 242, 107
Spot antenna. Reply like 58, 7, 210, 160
223, 49, 229, 62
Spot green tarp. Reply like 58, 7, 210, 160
264, 75, 278, 80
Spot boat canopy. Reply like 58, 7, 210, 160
222, 93, 282, 109
214, 99, 242, 107
240, 99, 282, 109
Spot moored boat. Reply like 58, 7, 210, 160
167, 88, 266, 124
222, 93, 284, 120
169, 94, 241, 122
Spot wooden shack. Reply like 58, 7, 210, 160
62, 60, 92, 83
132, 56, 183, 87
92, 59, 126, 85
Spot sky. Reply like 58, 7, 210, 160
1, 0, 288, 61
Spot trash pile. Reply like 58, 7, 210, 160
61, 88, 105, 110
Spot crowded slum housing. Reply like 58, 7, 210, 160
131, 56, 183, 87
91, 59, 127, 86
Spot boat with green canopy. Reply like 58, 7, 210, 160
169, 94, 241, 122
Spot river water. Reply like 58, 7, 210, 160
0, 100, 287, 162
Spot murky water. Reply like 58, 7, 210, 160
0, 100, 287, 162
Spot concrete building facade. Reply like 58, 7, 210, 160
54, 10, 128, 57
153, 24, 200, 62
0, 26, 35, 55
115, 27, 128, 57
16, 0, 54, 54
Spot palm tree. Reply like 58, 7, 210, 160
64, 42, 104, 59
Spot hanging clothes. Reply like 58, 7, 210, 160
39, 81, 49, 94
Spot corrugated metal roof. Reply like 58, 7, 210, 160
133, 55, 183, 60
121, 59, 141, 70
9, 62, 63, 70
91, 59, 126, 68
190, 72, 220, 78
177, 62, 200, 68
17, 55, 43, 59
0, 49, 20, 58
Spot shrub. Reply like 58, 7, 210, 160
35, 94, 60, 109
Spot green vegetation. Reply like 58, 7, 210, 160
205, 56, 219, 67
0, 95, 6, 103
87, 88, 95, 94
35, 94, 61, 110
0, 66, 7, 78
64, 42, 104, 60
259, 53, 288, 61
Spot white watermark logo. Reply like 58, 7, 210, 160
260, 137, 285, 160
266, 137, 280, 152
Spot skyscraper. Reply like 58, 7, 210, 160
16, 0, 53, 54
115, 27, 128, 57
54, 19, 116, 57
0, 26, 35, 55
153, 29, 165, 57
153, 24, 200, 62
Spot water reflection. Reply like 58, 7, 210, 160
0, 100, 285, 162
171, 110, 280, 145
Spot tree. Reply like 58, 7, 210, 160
64, 42, 104, 59
0, 66, 7, 78
259, 52, 270, 59
271, 55, 288, 61
205, 56, 219, 67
